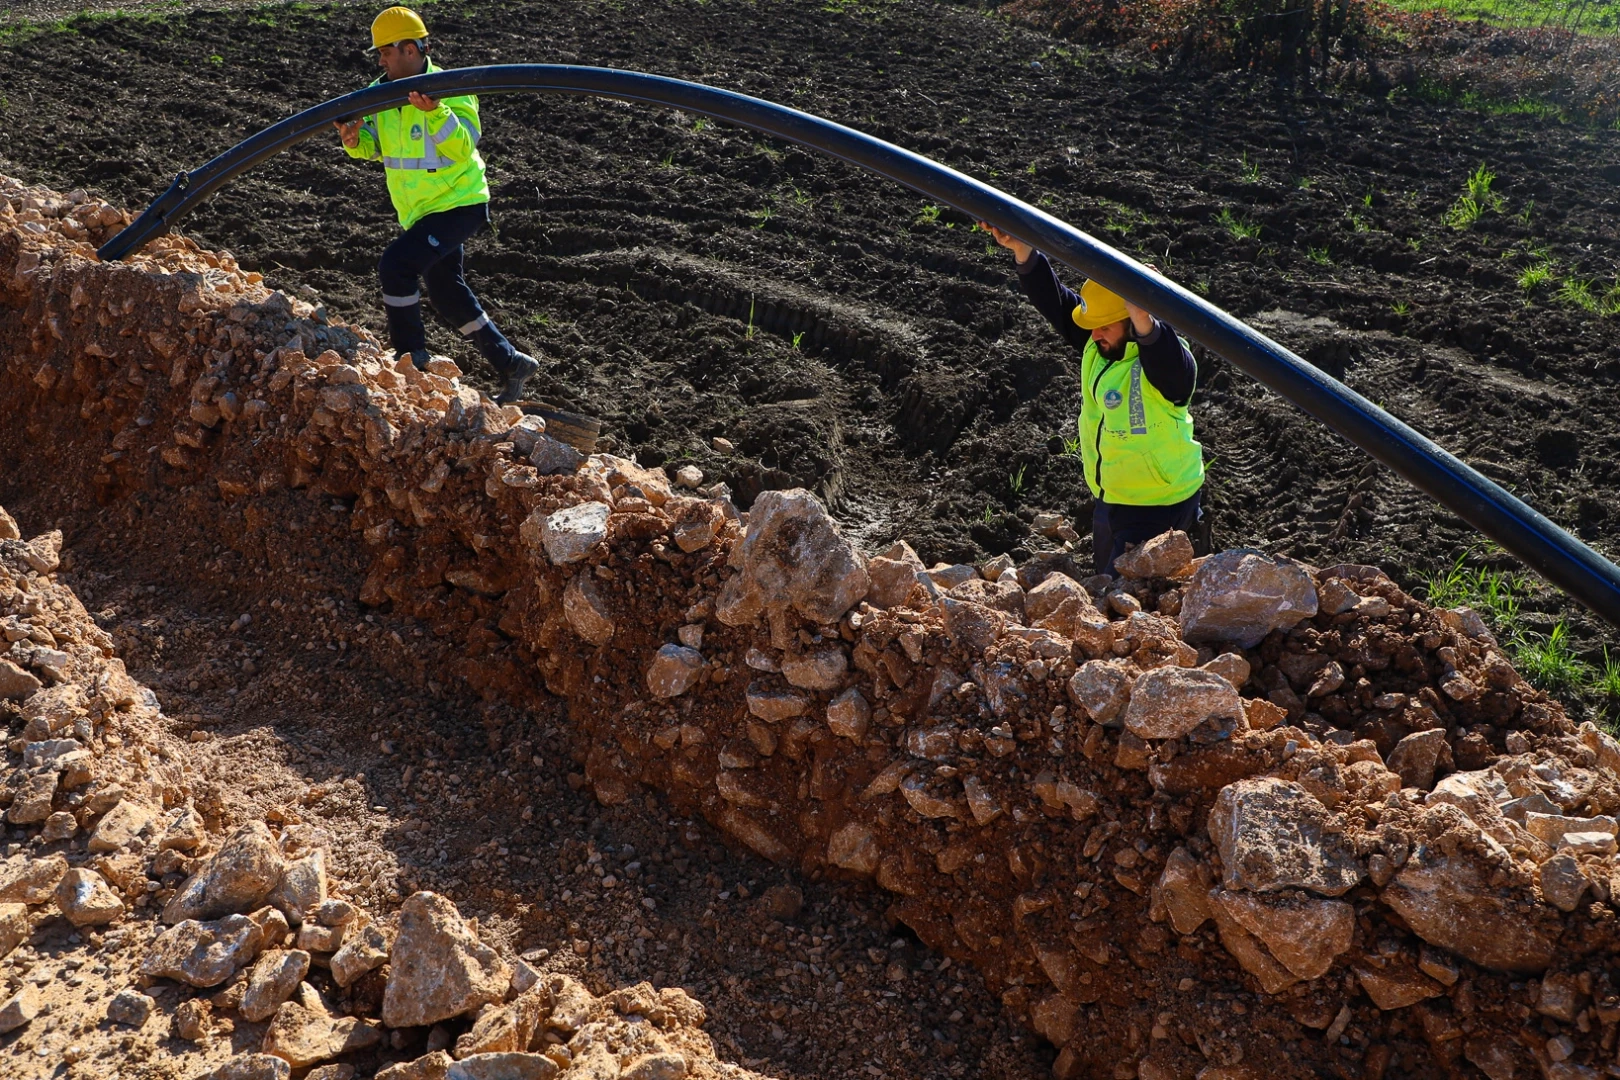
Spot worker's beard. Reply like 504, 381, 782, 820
1096, 337, 1129, 362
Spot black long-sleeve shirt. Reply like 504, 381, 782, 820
1016, 252, 1196, 407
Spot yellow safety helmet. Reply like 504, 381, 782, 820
1071, 279, 1131, 330
371, 6, 429, 49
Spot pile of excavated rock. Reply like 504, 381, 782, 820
0, 495, 769, 1080
7, 172, 1620, 1078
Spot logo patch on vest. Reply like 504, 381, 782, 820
1103, 388, 1124, 410
410, 123, 423, 142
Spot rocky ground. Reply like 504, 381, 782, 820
5, 175, 1620, 1079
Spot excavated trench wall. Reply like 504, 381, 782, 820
6, 177, 1620, 1080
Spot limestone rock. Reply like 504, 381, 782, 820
536, 502, 609, 565
1067, 660, 1133, 725
941, 598, 1009, 654
159, 806, 206, 851
267, 849, 326, 926
739, 489, 869, 624
1208, 899, 1297, 994
1353, 960, 1445, 1010
262, 1001, 381, 1068
453, 986, 552, 1057
1122, 666, 1243, 741
331, 921, 389, 988
7, 772, 55, 823
781, 647, 847, 691
446, 1054, 559, 1080
1382, 850, 1558, 973
242, 949, 312, 1023
0, 507, 16, 539
1018, 572, 1078, 620
0, 984, 41, 1034
1154, 848, 1212, 935
866, 541, 925, 609
87, 798, 157, 853
945, 577, 1025, 618
925, 563, 977, 590
0, 902, 26, 958
1179, 549, 1319, 648
142, 914, 264, 987
826, 688, 870, 740
378, 1052, 453, 1080
563, 574, 615, 647
1209, 888, 1354, 979
828, 823, 879, 875
0, 853, 66, 903
1538, 852, 1589, 913
646, 644, 704, 699
668, 497, 724, 554
0, 658, 40, 700
1525, 813, 1618, 847
745, 683, 809, 722
1387, 729, 1449, 791
107, 987, 156, 1027
1208, 778, 1362, 896
206, 1056, 293, 1080
383, 891, 510, 1029
165, 821, 287, 924
1115, 530, 1196, 579
1201, 653, 1250, 690
55, 867, 124, 926
528, 435, 583, 476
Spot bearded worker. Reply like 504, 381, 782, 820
986, 224, 1205, 575
335, 6, 538, 403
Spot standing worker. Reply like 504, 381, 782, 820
335, 6, 538, 404
985, 225, 1205, 575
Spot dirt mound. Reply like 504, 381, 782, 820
7, 176, 1620, 1079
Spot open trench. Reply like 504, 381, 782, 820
7, 177, 1620, 1080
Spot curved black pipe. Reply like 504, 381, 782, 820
100, 64, 1620, 627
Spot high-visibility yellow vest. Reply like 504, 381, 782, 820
1078, 336, 1205, 506
345, 60, 490, 230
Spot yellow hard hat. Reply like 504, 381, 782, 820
1071, 279, 1130, 330
371, 6, 428, 48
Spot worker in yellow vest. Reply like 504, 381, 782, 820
335, 6, 538, 404
986, 224, 1206, 575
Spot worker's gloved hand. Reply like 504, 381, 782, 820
407, 90, 440, 113
334, 120, 362, 148
979, 221, 1033, 265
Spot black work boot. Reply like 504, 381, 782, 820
407, 349, 431, 372
496, 351, 539, 405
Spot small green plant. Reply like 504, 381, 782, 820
659, 151, 675, 168
1601, 285, 1620, 318
745, 295, 756, 341
1239, 151, 1261, 183
1060, 434, 1083, 459
1216, 208, 1261, 240
791, 187, 813, 208
1518, 199, 1535, 226
1362, 190, 1375, 208
1307, 246, 1332, 266
1347, 210, 1372, 233
1558, 278, 1599, 313
792, 331, 805, 349
1517, 261, 1555, 296
751, 206, 773, 230
1025, 163, 1037, 176
1009, 464, 1028, 496
1407, 237, 1423, 253
1444, 164, 1505, 230
692, 117, 709, 133
1515, 622, 1591, 696
914, 203, 942, 226
1598, 648, 1620, 705
981, 504, 996, 525
1391, 300, 1411, 316
1423, 551, 1522, 629
208, 54, 224, 66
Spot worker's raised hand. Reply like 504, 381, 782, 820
334, 120, 362, 149
407, 90, 440, 113
1124, 262, 1162, 335
979, 222, 1033, 265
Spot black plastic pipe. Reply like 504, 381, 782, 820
99, 64, 1620, 627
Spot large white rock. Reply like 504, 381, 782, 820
1122, 666, 1243, 741
738, 489, 869, 624
55, 867, 124, 927
142, 914, 264, 987
165, 821, 287, 923
1208, 778, 1362, 896
1382, 847, 1557, 973
1179, 549, 1318, 648
382, 892, 510, 1029
535, 502, 609, 565
1208, 888, 1354, 979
